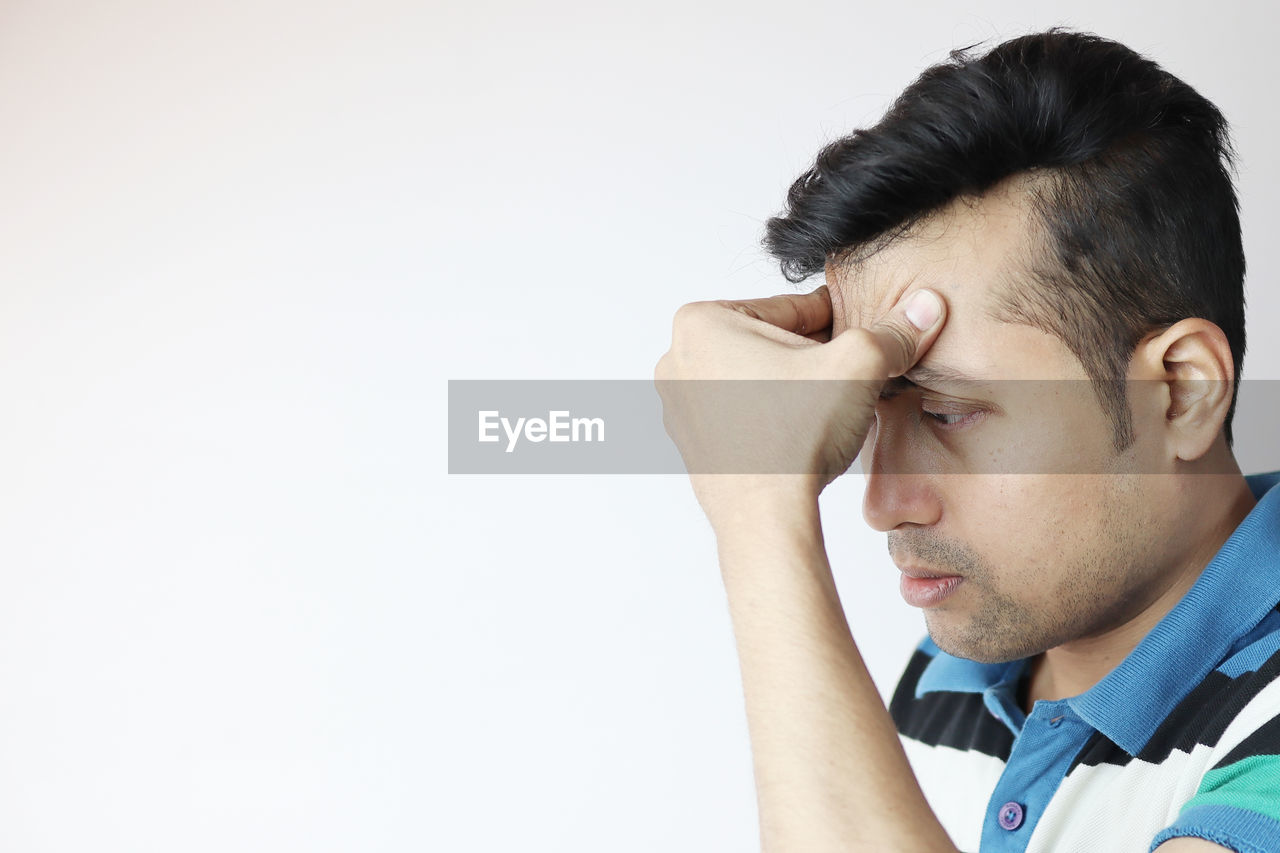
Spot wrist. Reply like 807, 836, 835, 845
706, 477, 824, 544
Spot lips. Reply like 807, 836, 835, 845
896, 564, 964, 608
897, 565, 962, 580
899, 573, 964, 608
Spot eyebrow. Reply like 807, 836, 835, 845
900, 364, 989, 388
880, 366, 994, 406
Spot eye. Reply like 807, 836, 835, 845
881, 382, 987, 431
921, 407, 983, 430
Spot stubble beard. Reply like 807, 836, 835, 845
892, 529, 1112, 665
895, 518, 1143, 665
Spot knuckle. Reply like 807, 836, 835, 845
653, 352, 670, 380
837, 327, 884, 372
713, 299, 761, 322
836, 325, 910, 376
672, 300, 716, 328
843, 326, 877, 349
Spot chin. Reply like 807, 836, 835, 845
926, 619, 1043, 665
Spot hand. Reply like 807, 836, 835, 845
654, 284, 947, 530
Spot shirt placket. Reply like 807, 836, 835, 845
979, 699, 1092, 853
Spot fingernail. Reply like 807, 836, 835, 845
904, 289, 941, 330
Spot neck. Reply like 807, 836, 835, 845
1021, 472, 1258, 715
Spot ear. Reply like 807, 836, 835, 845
1130, 319, 1235, 462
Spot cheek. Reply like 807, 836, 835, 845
962, 400, 1114, 476
978, 478, 1109, 566
953, 477, 1070, 564
1017, 387, 1117, 473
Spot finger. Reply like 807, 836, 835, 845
864, 288, 947, 377
803, 327, 832, 343
719, 285, 833, 337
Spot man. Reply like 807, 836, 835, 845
655, 30, 1280, 853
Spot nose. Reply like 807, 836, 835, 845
860, 400, 943, 532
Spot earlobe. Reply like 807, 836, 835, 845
1143, 319, 1235, 462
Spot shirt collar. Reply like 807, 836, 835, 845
915, 637, 1025, 695
914, 471, 1280, 755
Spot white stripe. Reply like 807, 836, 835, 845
901, 735, 1006, 853
1026, 742, 1213, 852
1026, 677, 1280, 851
901, 676, 1280, 851
1211, 668, 1280, 763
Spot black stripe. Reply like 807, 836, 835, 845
1070, 642, 1280, 771
890, 650, 1015, 760
1067, 730, 1128, 772
895, 624, 1280, 775
1213, 712, 1280, 769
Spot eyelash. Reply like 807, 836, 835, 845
880, 385, 983, 431
921, 409, 981, 429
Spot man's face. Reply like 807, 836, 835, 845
828, 181, 1183, 664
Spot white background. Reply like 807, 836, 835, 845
2, 1, 1278, 851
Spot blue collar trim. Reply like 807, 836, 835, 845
914, 636, 1025, 695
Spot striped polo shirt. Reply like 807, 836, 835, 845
889, 471, 1280, 853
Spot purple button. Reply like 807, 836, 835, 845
998, 801, 1024, 831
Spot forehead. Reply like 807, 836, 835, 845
824, 178, 1081, 380
826, 179, 1036, 324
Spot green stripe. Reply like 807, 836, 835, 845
1184, 755, 1280, 823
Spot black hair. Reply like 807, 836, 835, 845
763, 29, 1246, 447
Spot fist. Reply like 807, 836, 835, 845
653, 284, 947, 528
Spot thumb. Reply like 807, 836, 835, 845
867, 288, 947, 378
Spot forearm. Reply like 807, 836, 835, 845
714, 493, 957, 853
